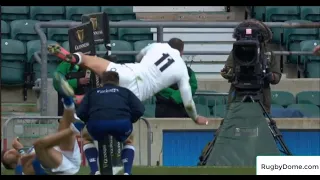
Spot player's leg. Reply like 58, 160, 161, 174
48, 45, 111, 77
33, 73, 79, 170
122, 134, 135, 175
82, 127, 100, 175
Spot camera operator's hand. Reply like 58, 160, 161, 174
79, 77, 90, 85
313, 45, 320, 56
195, 116, 209, 125
265, 72, 274, 82
220, 66, 233, 80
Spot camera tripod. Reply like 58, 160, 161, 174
241, 94, 293, 155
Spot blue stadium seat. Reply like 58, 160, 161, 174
1, 20, 10, 39
10, 20, 44, 42
65, 6, 100, 21
1, 6, 29, 21
47, 20, 76, 42
1, 39, 27, 85
27, 40, 60, 79
30, 6, 65, 21
287, 104, 320, 118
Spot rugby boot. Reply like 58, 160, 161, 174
48, 44, 78, 64
53, 72, 75, 97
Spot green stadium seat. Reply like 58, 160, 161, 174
62, 41, 70, 51
1, 39, 26, 85
287, 42, 301, 63
10, 20, 44, 42
252, 6, 266, 21
65, 6, 100, 21
1, 6, 29, 21
143, 96, 156, 105
1, 20, 10, 39
271, 91, 295, 107
30, 6, 65, 21
283, 20, 319, 46
196, 104, 210, 117
144, 104, 155, 117
109, 27, 118, 40
296, 91, 320, 106
193, 96, 207, 106
265, 6, 300, 22
300, 6, 320, 22
133, 40, 154, 51
287, 104, 320, 118
207, 96, 227, 107
47, 20, 76, 42
27, 40, 60, 79
118, 20, 153, 42
101, 6, 136, 21
270, 27, 283, 44
300, 40, 320, 78
99, 40, 134, 63
212, 104, 227, 118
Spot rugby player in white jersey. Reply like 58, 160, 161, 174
48, 38, 209, 175
1, 84, 81, 175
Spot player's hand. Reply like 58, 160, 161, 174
79, 77, 90, 85
313, 45, 320, 56
195, 116, 209, 125
20, 153, 36, 165
12, 137, 24, 150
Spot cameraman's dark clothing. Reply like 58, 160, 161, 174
155, 67, 198, 117
223, 46, 281, 113
76, 84, 145, 123
54, 62, 89, 115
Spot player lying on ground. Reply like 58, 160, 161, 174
1, 85, 81, 175
49, 38, 209, 175
57, 71, 144, 175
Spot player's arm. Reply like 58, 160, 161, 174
178, 76, 198, 122
76, 92, 90, 122
135, 43, 156, 62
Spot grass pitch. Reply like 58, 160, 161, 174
2, 166, 256, 175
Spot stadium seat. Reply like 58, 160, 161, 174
1, 39, 26, 85
252, 6, 266, 21
207, 96, 227, 107
118, 20, 153, 42
265, 6, 300, 22
110, 27, 118, 40
193, 96, 207, 106
287, 104, 320, 118
62, 41, 70, 51
300, 6, 320, 22
134, 40, 154, 51
196, 104, 210, 117
271, 91, 295, 107
30, 6, 65, 21
27, 40, 60, 79
65, 6, 101, 21
144, 104, 156, 117
271, 104, 304, 118
270, 27, 284, 44
1, 6, 29, 21
1, 20, 10, 39
296, 91, 320, 106
271, 104, 284, 109
300, 40, 320, 78
101, 6, 136, 21
283, 20, 319, 46
47, 20, 76, 42
212, 104, 227, 118
101, 40, 134, 63
10, 20, 44, 42
287, 42, 301, 63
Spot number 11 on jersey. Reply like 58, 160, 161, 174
154, 53, 175, 72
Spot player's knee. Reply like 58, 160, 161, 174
124, 134, 134, 145
33, 139, 46, 150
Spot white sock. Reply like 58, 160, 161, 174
63, 103, 75, 110
70, 123, 80, 134
73, 52, 82, 65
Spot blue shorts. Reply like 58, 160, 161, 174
86, 119, 133, 142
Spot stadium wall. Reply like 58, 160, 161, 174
133, 118, 320, 166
